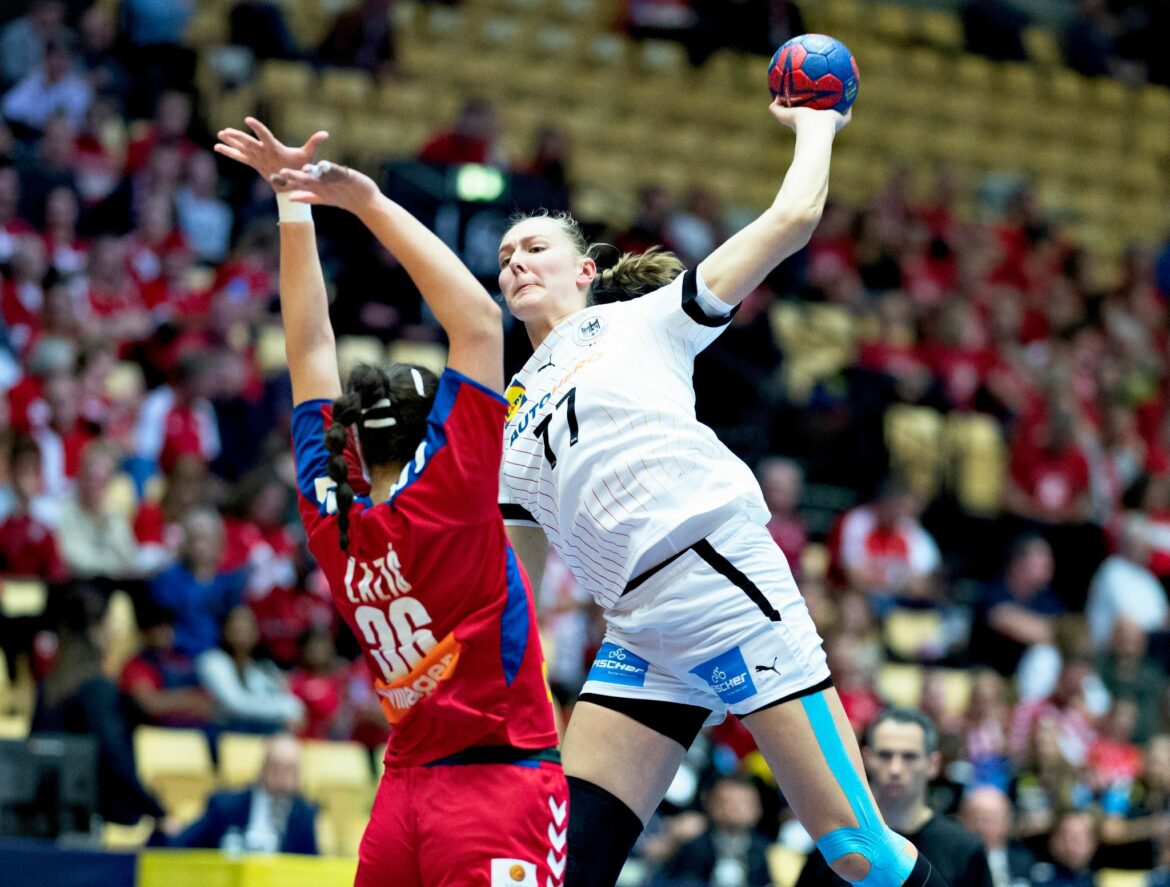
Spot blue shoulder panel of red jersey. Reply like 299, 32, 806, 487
500, 546, 531, 686
385, 368, 506, 507
291, 399, 372, 518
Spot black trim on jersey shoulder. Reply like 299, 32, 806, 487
680, 270, 738, 328
577, 693, 710, 749
693, 538, 782, 622
500, 502, 539, 525
743, 676, 834, 717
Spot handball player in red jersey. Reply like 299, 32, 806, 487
215, 119, 567, 887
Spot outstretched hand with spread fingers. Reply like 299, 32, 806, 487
271, 161, 381, 216
214, 116, 329, 191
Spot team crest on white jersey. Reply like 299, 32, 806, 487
572, 314, 606, 345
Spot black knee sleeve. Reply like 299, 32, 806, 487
565, 776, 643, 887
902, 852, 949, 887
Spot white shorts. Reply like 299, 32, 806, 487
580, 514, 831, 728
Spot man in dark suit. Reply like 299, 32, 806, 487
796, 707, 992, 887
960, 785, 1037, 887
169, 733, 318, 854
655, 774, 774, 887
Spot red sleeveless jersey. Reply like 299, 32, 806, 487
292, 369, 557, 769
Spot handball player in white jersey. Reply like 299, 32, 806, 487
499, 103, 947, 887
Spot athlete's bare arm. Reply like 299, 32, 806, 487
274, 162, 503, 393
214, 118, 339, 405
698, 104, 850, 309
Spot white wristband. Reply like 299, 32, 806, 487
276, 191, 312, 223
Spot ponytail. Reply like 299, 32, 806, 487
589, 245, 686, 305
325, 391, 361, 551
321, 363, 439, 552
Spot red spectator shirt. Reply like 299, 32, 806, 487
292, 368, 558, 769
0, 513, 67, 582
1, 278, 43, 350
289, 667, 347, 740
1010, 441, 1091, 515
920, 342, 998, 412
418, 133, 491, 166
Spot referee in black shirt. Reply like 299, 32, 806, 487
795, 707, 992, 887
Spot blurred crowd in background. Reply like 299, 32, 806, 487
2, 0, 1170, 883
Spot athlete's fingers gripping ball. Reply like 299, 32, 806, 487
768, 34, 860, 114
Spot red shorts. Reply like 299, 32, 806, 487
356, 759, 569, 887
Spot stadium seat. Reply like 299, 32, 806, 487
935, 669, 973, 718
373, 79, 439, 118
106, 361, 145, 402
532, 24, 577, 60
275, 104, 345, 157
398, 38, 456, 81
956, 54, 996, 90
103, 819, 156, 850
256, 325, 288, 377
217, 732, 268, 788
301, 740, 376, 858
0, 713, 30, 739
5, 655, 34, 718
1000, 63, 1041, 101
103, 589, 141, 676
884, 406, 944, 501
586, 32, 631, 67
299, 740, 374, 801
476, 14, 526, 49
877, 663, 924, 709
0, 578, 48, 619
636, 39, 689, 73
319, 69, 373, 110
944, 413, 1005, 516
916, 10, 963, 51
883, 608, 944, 662
1140, 84, 1170, 117
1091, 76, 1131, 111
1048, 68, 1087, 105
104, 471, 139, 517
185, 3, 230, 47
134, 727, 216, 825
818, 0, 865, 33
348, 116, 429, 168
1097, 871, 1151, 887
385, 341, 448, 378
257, 60, 315, 105
336, 336, 387, 379
871, 3, 914, 43
1135, 118, 1170, 158
767, 844, 807, 887
1023, 26, 1063, 67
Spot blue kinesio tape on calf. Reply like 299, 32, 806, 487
801, 692, 916, 887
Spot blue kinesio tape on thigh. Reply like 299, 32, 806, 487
801, 692, 915, 887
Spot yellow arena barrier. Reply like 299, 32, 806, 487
138, 850, 358, 887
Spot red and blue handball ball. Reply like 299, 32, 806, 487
767, 34, 860, 114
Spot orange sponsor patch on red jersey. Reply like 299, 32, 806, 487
374, 631, 462, 725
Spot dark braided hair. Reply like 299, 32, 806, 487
324, 363, 439, 551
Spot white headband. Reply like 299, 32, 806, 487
361, 397, 396, 429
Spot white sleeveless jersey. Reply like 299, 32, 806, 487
499, 270, 769, 608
